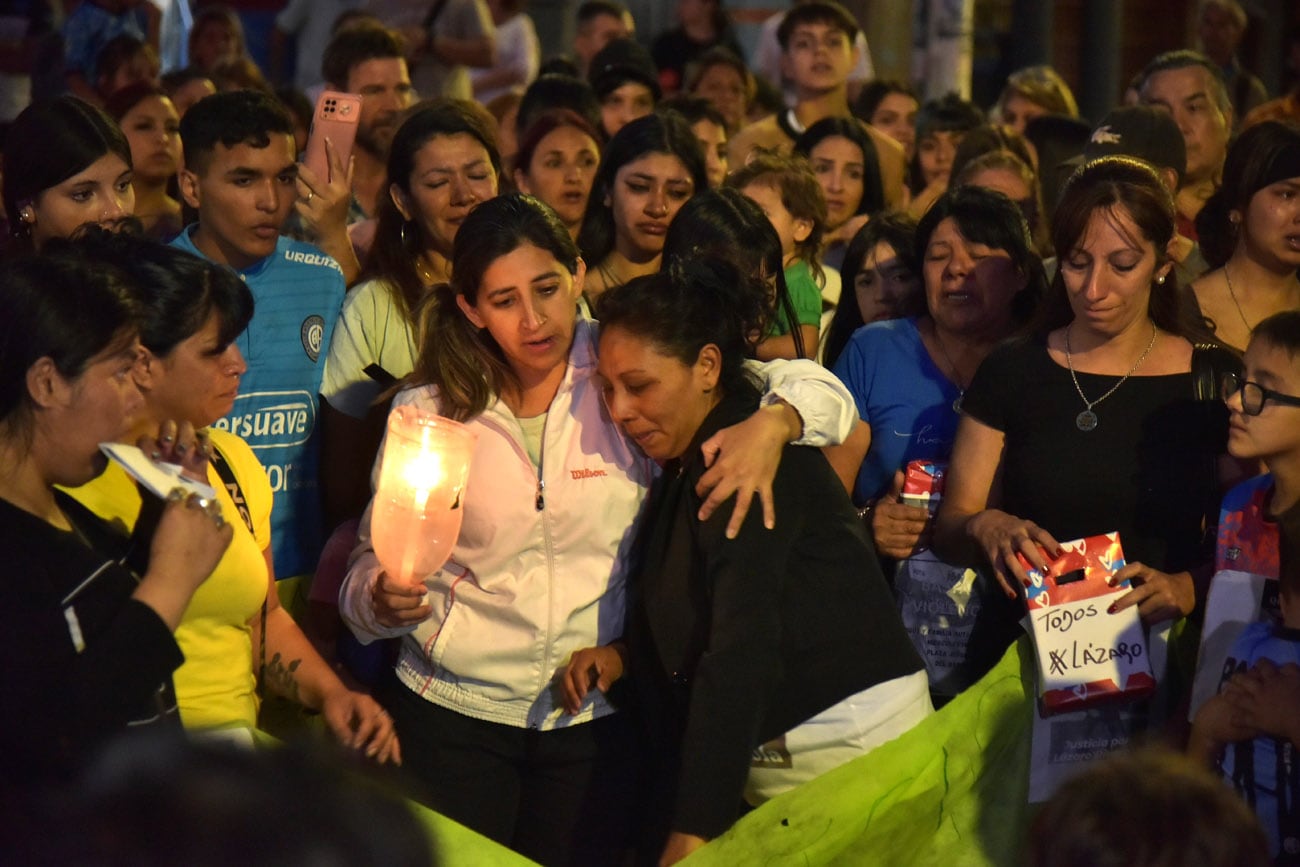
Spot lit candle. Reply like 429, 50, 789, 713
372, 406, 475, 586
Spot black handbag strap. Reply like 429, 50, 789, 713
1191, 342, 1243, 402
209, 443, 268, 696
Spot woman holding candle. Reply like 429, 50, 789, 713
339, 193, 855, 865
65, 230, 398, 761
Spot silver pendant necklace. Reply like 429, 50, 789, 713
931, 324, 968, 413
1064, 322, 1158, 432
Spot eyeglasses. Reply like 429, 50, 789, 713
1221, 372, 1300, 416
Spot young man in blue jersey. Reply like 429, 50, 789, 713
175, 89, 346, 582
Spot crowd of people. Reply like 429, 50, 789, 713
2, 0, 1300, 864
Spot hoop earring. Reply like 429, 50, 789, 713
400, 220, 413, 248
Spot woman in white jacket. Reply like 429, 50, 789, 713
339, 193, 854, 866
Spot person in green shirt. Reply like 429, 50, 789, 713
730, 152, 826, 359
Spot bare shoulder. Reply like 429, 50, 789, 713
1187, 267, 1225, 307
1151, 330, 1195, 375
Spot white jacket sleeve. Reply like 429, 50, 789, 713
338, 497, 421, 645
748, 357, 856, 447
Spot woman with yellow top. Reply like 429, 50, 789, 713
67, 230, 399, 761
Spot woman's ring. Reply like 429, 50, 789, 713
305, 190, 314, 202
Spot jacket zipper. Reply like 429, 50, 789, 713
535, 410, 547, 511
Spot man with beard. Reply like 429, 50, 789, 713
285, 23, 416, 280
320, 23, 415, 221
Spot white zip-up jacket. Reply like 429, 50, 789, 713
339, 319, 857, 730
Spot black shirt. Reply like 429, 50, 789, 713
963, 337, 1228, 572
626, 389, 923, 839
0, 492, 183, 788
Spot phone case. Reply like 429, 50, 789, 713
303, 91, 360, 184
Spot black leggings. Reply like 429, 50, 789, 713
379, 677, 637, 867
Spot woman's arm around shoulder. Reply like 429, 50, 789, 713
694, 359, 856, 535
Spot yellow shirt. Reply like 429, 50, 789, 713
66, 429, 272, 729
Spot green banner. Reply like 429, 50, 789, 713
689, 639, 1035, 866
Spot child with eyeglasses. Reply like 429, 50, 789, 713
1189, 310, 1300, 862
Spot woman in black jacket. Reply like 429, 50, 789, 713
0, 234, 230, 788
564, 259, 930, 864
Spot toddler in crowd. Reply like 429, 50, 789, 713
1190, 310, 1300, 862
728, 152, 826, 360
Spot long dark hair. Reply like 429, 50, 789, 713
1196, 120, 1300, 269
1040, 156, 1213, 341
408, 194, 579, 421
67, 225, 253, 357
661, 188, 784, 355
822, 213, 921, 369
366, 99, 502, 328
3, 96, 132, 251
0, 237, 140, 446
597, 257, 765, 404
576, 112, 707, 265
793, 116, 886, 219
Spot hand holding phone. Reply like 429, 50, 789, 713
304, 91, 360, 184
